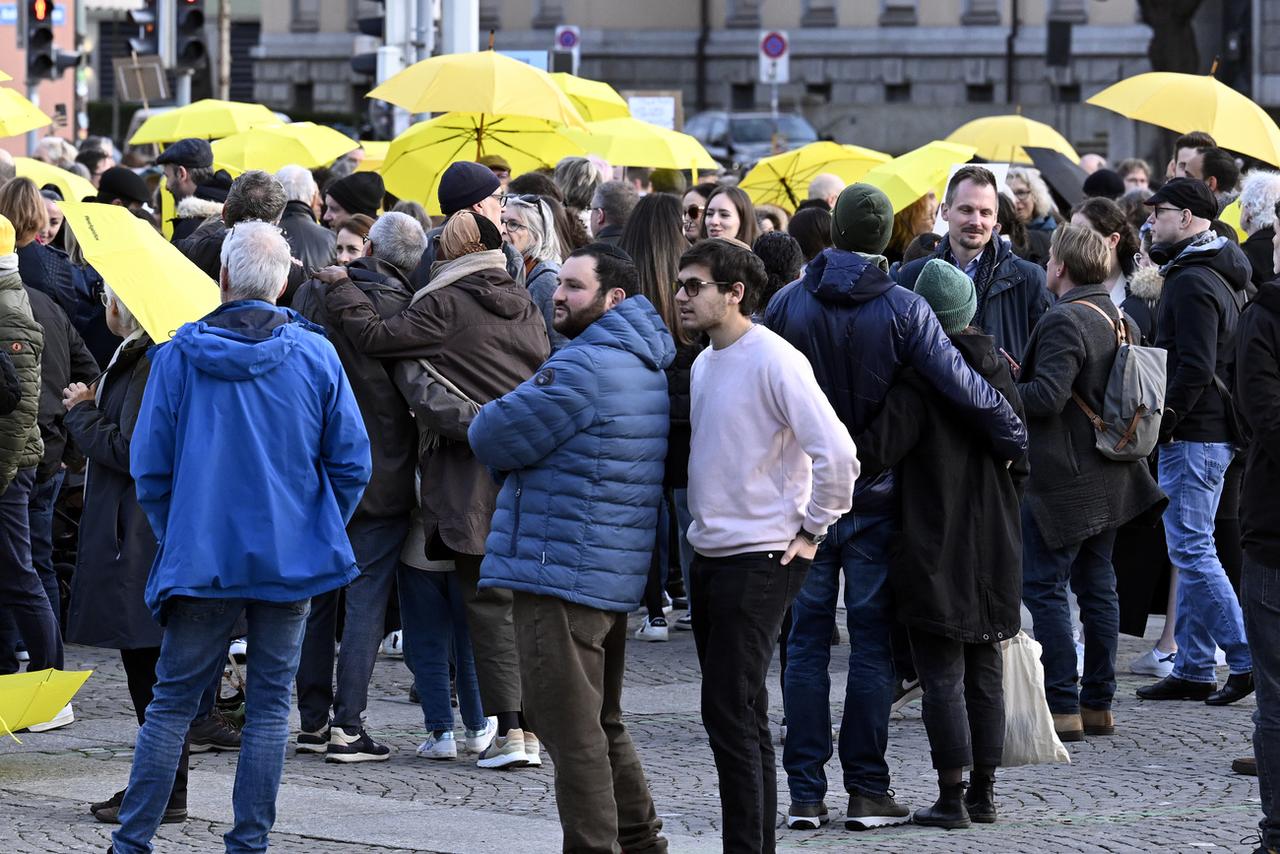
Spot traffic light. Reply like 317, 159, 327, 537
174, 0, 207, 69
351, 0, 385, 76
24, 1, 81, 81
128, 0, 160, 56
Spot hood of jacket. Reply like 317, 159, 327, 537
1128, 266, 1164, 302
1163, 230, 1252, 291
1253, 279, 1280, 314
446, 264, 540, 321
175, 195, 224, 222
949, 330, 1002, 378
347, 255, 412, 295
571, 295, 675, 371
169, 300, 321, 382
802, 247, 896, 306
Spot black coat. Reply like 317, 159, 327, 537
1018, 284, 1167, 549
177, 218, 307, 306
280, 200, 337, 273
1243, 226, 1275, 291
856, 333, 1028, 644
63, 335, 162, 650
1235, 280, 1280, 566
26, 287, 100, 480
663, 340, 703, 490
0, 350, 19, 415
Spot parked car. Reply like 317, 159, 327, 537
685, 111, 819, 172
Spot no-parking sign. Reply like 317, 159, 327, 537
759, 30, 789, 85
554, 25, 581, 75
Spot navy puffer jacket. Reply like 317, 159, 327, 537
470, 296, 675, 612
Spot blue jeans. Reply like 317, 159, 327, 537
0, 468, 61, 672
113, 596, 311, 854
28, 469, 64, 630
295, 514, 406, 731
1021, 503, 1119, 714
1159, 441, 1252, 682
1242, 556, 1280, 849
783, 513, 895, 803
399, 566, 486, 733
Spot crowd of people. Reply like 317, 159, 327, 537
0, 126, 1276, 854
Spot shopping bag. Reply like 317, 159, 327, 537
1000, 631, 1071, 766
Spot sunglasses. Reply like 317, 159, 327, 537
674, 278, 735, 297
684, 205, 705, 220
502, 193, 542, 206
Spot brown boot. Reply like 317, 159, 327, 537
1081, 708, 1115, 736
1053, 713, 1083, 742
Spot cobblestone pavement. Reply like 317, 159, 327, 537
0, 615, 1262, 853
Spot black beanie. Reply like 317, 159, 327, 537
438, 161, 502, 216
1082, 168, 1125, 201
327, 172, 385, 218
831, 183, 894, 255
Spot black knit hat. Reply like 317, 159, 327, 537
326, 172, 385, 218
438, 161, 501, 216
1082, 168, 1125, 201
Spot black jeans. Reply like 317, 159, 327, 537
906, 628, 1005, 771
120, 646, 190, 809
691, 550, 810, 854
0, 468, 62, 672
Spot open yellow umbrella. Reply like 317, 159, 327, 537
1087, 70, 1280, 167
565, 117, 718, 172
60, 202, 219, 341
379, 113, 584, 215
0, 88, 52, 138
0, 669, 92, 742
1217, 197, 1248, 242
0, 70, 11, 82
368, 51, 587, 129
14, 157, 98, 202
946, 115, 1079, 165
212, 122, 358, 174
357, 140, 390, 173
861, 141, 978, 213
129, 99, 279, 146
738, 141, 891, 209
550, 73, 631, 122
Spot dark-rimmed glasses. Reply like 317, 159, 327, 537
675, 278, 734, 297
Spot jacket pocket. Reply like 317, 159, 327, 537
508, 473, 523, 556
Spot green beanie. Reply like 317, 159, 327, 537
830, 183, 894, 255
915, 258, 977, 335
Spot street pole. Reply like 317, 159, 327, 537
26, 87, 39, 157
176, 72, 191, 106
441, 0, 479, 55
218, 0, 231, 100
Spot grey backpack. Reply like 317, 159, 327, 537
1070, 299, 1168, 462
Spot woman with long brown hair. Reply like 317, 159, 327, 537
700, 185, 760, 247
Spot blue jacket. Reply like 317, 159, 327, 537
469, 296, 675, 612
131, 300, 371, 620
764, 248, 1028, 515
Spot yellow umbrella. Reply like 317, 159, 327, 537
946, 115, 1079, 165
1087, 70, 1280, 167
129, 99, 279, 146
368, 51, 587, 129
550, 73, 631, 122
14, 157, 98, 202
1217, 197, 1248, 242
0, 70, 11, 82
379, 113, 584, 215
60, 202, 219, 342
0, 669, 92, 742
212, 122, 358, 174
862, 141, 979, 213
0, 88, 52, 138
356, 140, 390, 173
565, 117, 719, 172
738, 141, 891, 209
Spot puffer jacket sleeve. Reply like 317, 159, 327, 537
468, 348, 598, 472
0, 350, 19, 416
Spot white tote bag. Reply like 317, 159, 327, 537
1001, 631, 1071, 767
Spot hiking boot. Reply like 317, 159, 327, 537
965, 775, 997, 824
786, 801, 829, 830
912, 783, 970, 830
296, 726, 330, 754
845, 791, 911, 830
1206, 672, 1254, 706
325, 726, 391, 763
188, 711, 241, 753
91, 788, 186, 824
1233, 755, 1258, 776
1081, 708, 1115, 736
1136, 675, 1214, 701
476, 727, 529, 769
1052, 713, 1083, 742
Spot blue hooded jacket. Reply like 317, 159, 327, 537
764, 248, 1028, 516
131, 300, 371, 620
469, 296, 675, 612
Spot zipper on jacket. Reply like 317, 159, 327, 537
509, 474, 522, 555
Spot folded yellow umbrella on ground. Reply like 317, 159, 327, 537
212, 122, 358, 174
129, 99, 279, 146
946, 115, 1079, 165
0, 669, 92, 742
551, 73, 631, 122
60, 202, 219, 342
0, 88, 52, 138
738, 141, 891, 209
565, 117, 719, 172
862, 140, 978, 213
1087, 71, 1280, 167
14, 157, 98, 203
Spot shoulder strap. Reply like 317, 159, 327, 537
1066, 296, 1127, 346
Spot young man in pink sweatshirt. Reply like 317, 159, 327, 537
675, 238, 859, 853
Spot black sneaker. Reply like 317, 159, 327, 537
91, 789, 186, 824
189, 711, 241, 753
296, 726, 330, 754
325, 726, 391, 763
890, 678, 922, 713
845, 791, 911, 830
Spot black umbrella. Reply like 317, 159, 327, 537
1023, 146, 1087, 212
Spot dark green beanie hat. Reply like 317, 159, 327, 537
915, 258, 977, 335
830, 182, 894, 255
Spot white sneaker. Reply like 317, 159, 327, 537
1075, 640, 1085, 678
524, 731, 542, 767
1215, 646, 1227, 667
416, 731, 457, 760
26, 703, 74, 733
476, 728, 529, 769
229, 637, 247, 663
15, 647, 29, 663
635, 616, 669, 642
464, 717, 497, 754
1129, 647, 1176, 678
379, 630, 403, 658
661, 592, 674, 615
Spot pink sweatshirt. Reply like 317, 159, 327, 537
687, 324, 859, 558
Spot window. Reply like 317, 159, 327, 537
885, 82, 912, 103
967, 83, 995, 103
806, 82, 833, 103
1054, 83, 1082, 103
294, 82, 315, 113
730, 83, 755, 111
292, 0, 321, 33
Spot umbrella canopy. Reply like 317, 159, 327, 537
946, 115, 1080, 165
212, 122, 358, 173
60, 202, 219, 342
565, 117, 719, 172
14, 157, 98, 203
129, 99, 279, 146
0, 88, 52, 138
861, 141, 977, 213
1086, 71, 1280, 167
357, 140, 390, 173
1217, 197, 1248, 242
0, 669, 92, 741
0, 70, 11, 82
550, 73, 631, 122
737, 141, 891, 209
379, 113, 584, 215
1023, 146, 1088, 212
368, 51, 587, 129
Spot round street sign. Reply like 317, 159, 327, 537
761, 31, 788, 59
557, 28, 580, 50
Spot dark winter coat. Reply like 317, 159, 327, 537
25, 287, 100, 481
763, 247, 1028, 516
525, 259, 568, 352
17, 240, 118, 365
0, 266, 43, 491
1018, 284, 1167, 549
280, 200, 337, 273
324, 257, 549, 556
592, 224, 623, 246
293, 257, 417, 520
177, 217, 307, 306
1242, 226, 1275, 290
63, 334, 162, 649
0, 350, 19, 416
169, 195, 224, 246
410, 227, 526, 291
1120, 266, 1165, 345
895, 235, 1053, 360
664, 340, 703, 490
1234, 280, 1280, 566
856, 332, 1028, 644
1154, 231, 1251, 442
